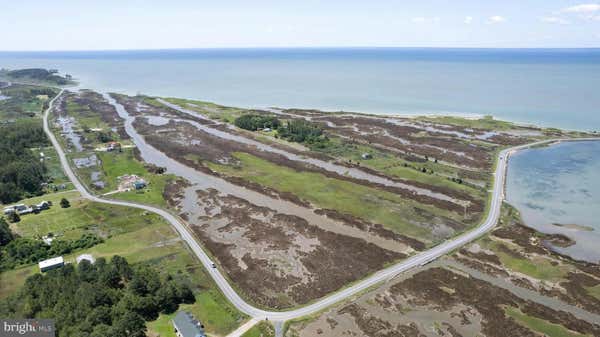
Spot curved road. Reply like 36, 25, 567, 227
42, 90, 598, 329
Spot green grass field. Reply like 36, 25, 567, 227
10, 190, 163, 240
0, 84, 56, 120
505, 307, 590, 337
488, 241, 568, 281
315, 137, 489, 193
160, 97, 246, 123
0, 190, 245, 336
207, 152, 471, 243
416, 115, 516, 131
72, 148, 175, 207
584, 284, 600, 300
241, 321, 275, 337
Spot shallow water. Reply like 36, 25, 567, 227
506, 140, 600, 263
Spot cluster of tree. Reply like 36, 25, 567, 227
0, 255, 195, 337
0, 231, 103, 271
0, 218, 14, 246
234, 114, 281, 131
5, 68, 72, 85
95, 131, 114, 143
450, 177, 464, 184
278, 119, 330, 148
0, 120, 50, 203
60, 197, 71, 208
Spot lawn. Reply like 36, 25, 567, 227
241, 321, 275, 337
72, 148, 176, 207
1, 190, 245, 336
10, 190, 163, 240
504, 307, 590, 337
207, 152, 468, 243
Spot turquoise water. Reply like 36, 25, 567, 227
1, 48, 600, 130
506, 141, 600, 263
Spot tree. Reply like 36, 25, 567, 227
112, 311, 147, 337
7, 212, 20, 223
0, 217, 14, 245
0, 255, 196, 337
234, 114, 281, 131
111, 255, 133, 280
60, 198, 70, 208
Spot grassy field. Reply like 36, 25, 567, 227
72, 148, 176, 207
504, 307, 590, 337
416, 115, 517, 131
0, 190, 246, 336
0, 84, 57, 120
159, 97, 246, 123
10, 190, 165, 240
487, 240, 569, 281
315, 137, 489, 192
241, 321, 275, 337
207, 152, 470, 243
584, 284, 600, 300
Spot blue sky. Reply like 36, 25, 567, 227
2, 0, 600, 50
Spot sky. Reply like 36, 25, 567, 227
2, 0, 600, 50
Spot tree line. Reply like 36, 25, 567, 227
234, 114, 330, 148
0, 120, 50, 203
0, 255, 195, 337
234, 114, 281, 131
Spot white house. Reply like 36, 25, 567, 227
172, 311, 206, 337
39, 256, 64, 272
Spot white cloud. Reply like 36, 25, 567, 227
464, 16, 473, 24
562, 4, 600, 13
561, 3, 600, 20
411, 16, 440, 24
487, 15, 506, 24
541, 16, 570, 25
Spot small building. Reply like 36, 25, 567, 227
361, 153, 373, 160
42, 235, 54, 245
36, 201, 51, 210
39, 256, 64, 272
133, 180, 147, 190
76, 254, 95, 264
106, 141, 122, 152
3, 204, 32, 215
117, 174, 146, 191
172, 311, 206, 337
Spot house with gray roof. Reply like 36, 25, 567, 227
172, 311, 206, 337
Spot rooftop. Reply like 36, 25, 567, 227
172, 311, 206, 337
38, 256, 64, 269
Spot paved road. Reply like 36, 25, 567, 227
43, 90, 599, 330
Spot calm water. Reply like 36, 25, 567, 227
1, 48, 600, 130
506, 141, 600, 263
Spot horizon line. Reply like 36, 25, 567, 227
2, 46, 600, 53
